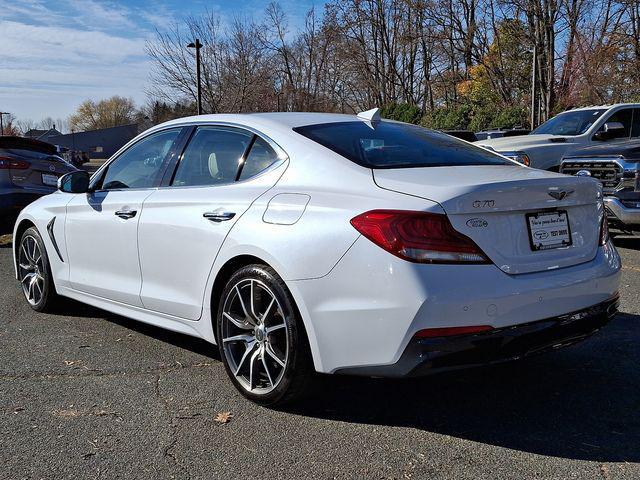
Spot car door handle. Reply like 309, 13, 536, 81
203, 211, 236, 222
115, 209, 137, 219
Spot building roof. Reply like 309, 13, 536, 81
24, 127, 63, 140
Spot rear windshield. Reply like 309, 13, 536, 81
293, 121, 511, 168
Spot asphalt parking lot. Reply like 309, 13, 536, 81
0, 235, 639, 480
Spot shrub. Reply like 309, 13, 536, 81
379, 103, 422, 124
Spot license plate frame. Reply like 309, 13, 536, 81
41, 173, 58, 186
526, 210, 572, 251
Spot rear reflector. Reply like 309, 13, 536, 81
599, 211, 609, 246
0, 156, 30, 170
414, 325, 494, 338
350, 210, 490, 264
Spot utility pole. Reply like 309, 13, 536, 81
0, 112, 9, 136
530, 45, 537, 130
187, 39, 203, 115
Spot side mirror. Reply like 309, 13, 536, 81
58, 170, 90, 193
594, 121, 626, 141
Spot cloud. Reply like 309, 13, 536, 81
0, 18, 149, 120
65, 0, 137, 31
0, 21, 146, 62
0, 0, 319, 122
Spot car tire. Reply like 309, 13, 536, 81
216, 264, 314, 406
17, 226, 59, 312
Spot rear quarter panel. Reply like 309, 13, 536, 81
210, 137, 444, 370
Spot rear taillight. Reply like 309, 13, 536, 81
599, 211, 609, 246
350, 210, 490, 264
0, 156, 30, 170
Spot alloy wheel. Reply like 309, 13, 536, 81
18, 235, 45, 306
220, 278, 289, 394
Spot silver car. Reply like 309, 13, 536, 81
1, 136, 76, 231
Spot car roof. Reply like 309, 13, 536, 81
155, 112, 362, 131
566, 103, 640, 112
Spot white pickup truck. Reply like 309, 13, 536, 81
475, 103, 640, 171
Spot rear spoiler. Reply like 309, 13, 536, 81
0, 136, 58, 155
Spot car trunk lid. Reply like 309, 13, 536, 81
373, 165, 602, 274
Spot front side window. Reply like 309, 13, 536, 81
172, 127, 252, 187
239, 137, 280, 180
597, 108, 632, 139
100, 129, 180, 190
293, 121, 510, 168
632, 109, 640, 138
532, 109, 606, 136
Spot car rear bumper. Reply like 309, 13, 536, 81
289, 236, 621, 374
335, 296, 619, 377
604, 196, 640, 227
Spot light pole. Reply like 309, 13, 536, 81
0, 112, 10, 136
187, 39, 203, 115
530, 45, 537, 130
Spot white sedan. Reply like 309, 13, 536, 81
13, 110, 621, 405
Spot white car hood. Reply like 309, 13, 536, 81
475, 134, 565, 151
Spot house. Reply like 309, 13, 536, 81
23, 127, 63, 143
47, 123, 140, 159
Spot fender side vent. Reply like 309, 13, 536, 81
46, 217, 64, 262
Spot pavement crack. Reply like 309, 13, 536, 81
155, 370, 192, 480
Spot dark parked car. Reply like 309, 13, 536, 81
475, 128, 530, 141
1, 136, 76, 231
561, 139, 640, 232
442, 130, 478, 142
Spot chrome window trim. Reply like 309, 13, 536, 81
147, 121, 289, 162
157, 158, 288, 191
90, 121, 290, 192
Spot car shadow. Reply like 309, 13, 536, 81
613, 235, 640, 251
55, 298, 639, 462
52, 298, 219, 360
288, 313, 640, 463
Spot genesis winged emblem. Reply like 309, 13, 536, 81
548, 189, 574, 201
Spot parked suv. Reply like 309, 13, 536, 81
476, 103, 640, 170
1, 136, 76, 232
561, 139, 640, 232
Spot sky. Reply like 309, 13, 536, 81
0, 0, 318, 129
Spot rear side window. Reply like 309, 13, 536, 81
239, 137, 279, 180
172, 127, 252, 187
293, 121, 510, 168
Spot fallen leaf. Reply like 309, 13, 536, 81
64, 360, 79, 366
214, 411, 233, 424
0, 234, 12, 247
